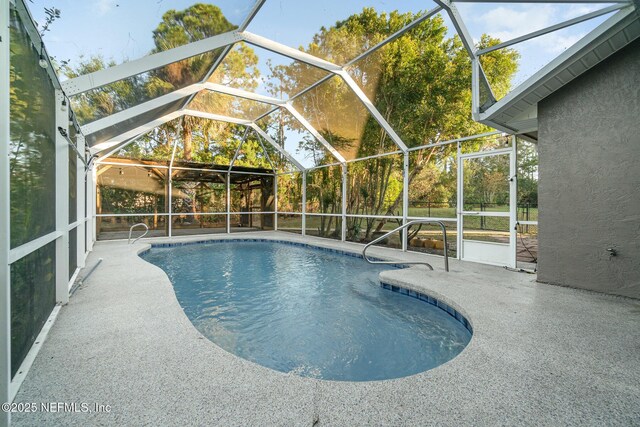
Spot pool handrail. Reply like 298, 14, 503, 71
128, 223, 149, 244
362, 220, 449, 272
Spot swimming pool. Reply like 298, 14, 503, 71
142, 240, 471, 381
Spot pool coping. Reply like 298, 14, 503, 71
11, 231, 640, 426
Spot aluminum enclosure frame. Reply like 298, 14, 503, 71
7, 0, 638, 416
0, 1, 11, 425
3, 3, 98, 414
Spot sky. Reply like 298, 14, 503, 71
25, 0, 618, 166
28, 0, 616, 86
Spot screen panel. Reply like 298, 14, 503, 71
10, 241, 56, 377
9, 7, 57, 248
97, 164, 168, 215
246, 1, 438, 65
85, 98, 188, 147
256, 108, 336, 169
292, 75, 398, 160
209, 41, 332, 99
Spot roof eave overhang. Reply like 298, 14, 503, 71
477, 7, 640, 140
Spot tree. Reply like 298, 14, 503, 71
517, 139, 538, 206
266, 9, 519, 240
149, 4, 244, 161
65, 4, 264, 165
65, 56, 148, 125
65, 4, 273, 230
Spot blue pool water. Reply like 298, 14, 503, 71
142, 241, 471, 381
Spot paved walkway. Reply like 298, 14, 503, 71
12, 232, 640, 426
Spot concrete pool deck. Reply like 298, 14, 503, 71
12, 231, 640, 426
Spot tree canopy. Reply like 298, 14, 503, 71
63, 5, 526, 240
260, 9, 519, 238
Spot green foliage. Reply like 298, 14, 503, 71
477, 34, 520, 100
64, 5, 521, 241
265, 8, 519, 238
66, 56, 148, 124
517, 140, 539, 205
152, 3, 237, 50
462, 152, 511, 206
66, 3, 261, 164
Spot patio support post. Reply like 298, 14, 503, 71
85, 169, 93, 253
510, 135, 518, 268
226, 173, 231, 234
341, 164, 347, 242
302, 171, 307, 237
91, 168, 97, 247
54, 90, 70, 304
0, 0, 12, 420
168, 139, 178, 238
471, 59, 480, 117
76, 134, 86, 268
274, 173, 278, 231
456, 142, 463, 260
402, 152, 409, 252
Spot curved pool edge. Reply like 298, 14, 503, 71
137, 236, 475, 382
138, 238, 474, 335
138, 237, 411, 268
129, 240, 328, 385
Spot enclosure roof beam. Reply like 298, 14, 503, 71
253, 130, 277, 173
238, 33, 410, 153
477, 6, 638, 123
228, 128, 251, 171
91, 108, 257, 155
283, 104, 346, 164
200, 0, 266, 85
95, 131, 151, 163
80, 83, 206, 135
240, 32, 343, 72
81, 82, 284, 136
434, 0, 497, 107
182, 109, 253, 125
203, 82, 286, 105
253, 5, 444, 127
337, 70, 409, 153
179, 0, 267, 113
346, 5, 444, 66
192, 0, 266, 88
249, 124, 305, 171
451, 0, 630, 3
62, 30, 242, 96
81, 28, 415, 156
90, 111, 184, 154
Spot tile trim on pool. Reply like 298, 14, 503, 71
141, 238, 410, 269
380, 282, 473, 334
139, 237, 472, 334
